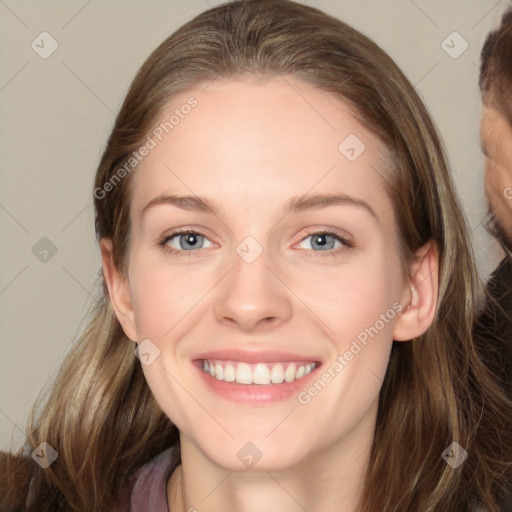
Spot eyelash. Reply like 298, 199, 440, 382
157, 228, 354, 258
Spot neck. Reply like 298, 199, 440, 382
167, 403, 376, 512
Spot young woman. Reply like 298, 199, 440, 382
1, 1, 511, 511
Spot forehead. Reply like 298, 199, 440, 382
129, 76, 393, 221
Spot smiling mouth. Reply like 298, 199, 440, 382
197, 359, 318, 385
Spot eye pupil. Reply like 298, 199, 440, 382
311, 233, 336, 251
166, 230, 344, 254
181, 233, 200, 249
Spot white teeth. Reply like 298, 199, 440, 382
200, 359, 316, 385
284, 363, 296, 382
270, 363, 285, 384
224, 363, 236, 382
252, 363, 270, 384
236, 362, 252, 384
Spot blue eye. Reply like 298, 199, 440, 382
157, 228, 353, 257
158, 230, 214, 255
294, 228, 354, 257
298, 232, 343, 251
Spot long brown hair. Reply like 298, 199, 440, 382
1, 1, 511, 510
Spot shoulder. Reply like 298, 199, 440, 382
486, 256, 512, 299
123, 444, 181, 512
475, 256, 512, 341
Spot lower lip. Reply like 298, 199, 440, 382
194, 361, 321, 404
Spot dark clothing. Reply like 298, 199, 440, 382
473, 255, 512, 512
474, 256, 512, 398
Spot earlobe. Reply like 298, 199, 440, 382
100, 238, 137, 342
393, 240, 439, 342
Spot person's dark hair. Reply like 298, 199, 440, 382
480, 5, 512, 123
1, 1, 511, 511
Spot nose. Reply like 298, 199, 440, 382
213, 246, 293, 332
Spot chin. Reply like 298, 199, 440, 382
199, 437, 311, 473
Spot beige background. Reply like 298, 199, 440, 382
0, 0, 507, 451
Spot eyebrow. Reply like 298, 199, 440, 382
140, 192, 378, 221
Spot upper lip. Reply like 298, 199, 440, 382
193, 349, 322, 364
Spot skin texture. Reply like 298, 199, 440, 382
481, 105, 512, 242
101, 76, 438, 512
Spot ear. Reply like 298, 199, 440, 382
393, 240, 439, 341
100, 238, 137, 342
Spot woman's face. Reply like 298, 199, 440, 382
114, 76, 413, 470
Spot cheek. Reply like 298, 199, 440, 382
331, 274, 397, 371
305, 255, 402, 336
129, 259, 199, 339
129, 243, 403, 341
485, 161, 512, 234
485, 159, 512, 199
287, 260, 401, 445
484, 161, 499, 195
336, 256, 403, 367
